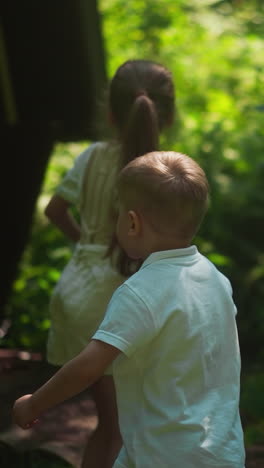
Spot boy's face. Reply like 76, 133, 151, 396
116, 205, 143, 260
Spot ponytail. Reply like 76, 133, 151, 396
107, 95, 159, 277
122, 94, 159, 165
107, 59, 175, 276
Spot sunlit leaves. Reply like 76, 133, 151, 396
3, 1, 264, 383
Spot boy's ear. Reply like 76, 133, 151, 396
128, 210, 141, 236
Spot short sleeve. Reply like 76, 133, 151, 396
55, 143, 97, 205
93, 284, 157, 357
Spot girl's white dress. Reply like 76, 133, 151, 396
47, 142, 124, 365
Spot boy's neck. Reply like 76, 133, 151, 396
141, 235, 191, 260
132, 210, 192, 261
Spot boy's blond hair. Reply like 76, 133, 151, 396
117, 151, 209, 242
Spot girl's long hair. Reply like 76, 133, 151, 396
107, 60, 175, 276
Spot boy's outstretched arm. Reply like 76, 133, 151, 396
13, 340, 120, 429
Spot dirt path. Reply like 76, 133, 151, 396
0, 350, 96, 466
1, 350, 264, 467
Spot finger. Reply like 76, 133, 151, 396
25, 419, 39, 429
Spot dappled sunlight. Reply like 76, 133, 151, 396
1, 0, 264, 460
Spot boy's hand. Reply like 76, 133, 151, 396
12, 341, 120, 431
12, 394, 39, 429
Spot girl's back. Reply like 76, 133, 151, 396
47, 141, 124, 365
55, 141, 120, 246
79, 141, 120, 246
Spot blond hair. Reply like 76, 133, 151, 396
117, 151, 209, 242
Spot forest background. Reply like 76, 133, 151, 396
2, 0, 264, 447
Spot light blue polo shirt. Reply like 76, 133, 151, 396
93, 246, 245, 468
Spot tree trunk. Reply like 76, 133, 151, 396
0, 1, 106, 312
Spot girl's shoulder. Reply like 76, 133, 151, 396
92, 140, 121, 160
84, 141, 121, 176
73, 141, 118, 169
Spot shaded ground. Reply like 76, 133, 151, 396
1, 349, 264, 467
0, 350, 97, 467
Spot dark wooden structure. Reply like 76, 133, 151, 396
1, 1, 107, 311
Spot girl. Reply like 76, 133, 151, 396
45, 59, 175, 468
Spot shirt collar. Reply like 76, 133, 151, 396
140, 245, 199, 269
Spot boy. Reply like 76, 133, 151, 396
13, 151, 245, 467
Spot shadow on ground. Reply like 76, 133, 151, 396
0, 350, 97, 467
1, 349, 264, 467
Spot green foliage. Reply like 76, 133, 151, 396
2, 143, 87, 351
2, 0, 264, 445
3, 0, 264, 363
240, 372, 264, 446
99, 0, 264, 364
